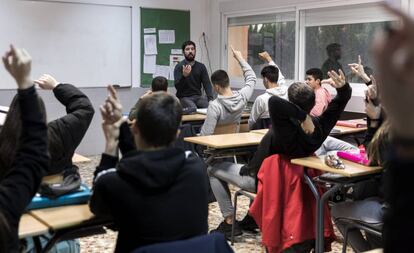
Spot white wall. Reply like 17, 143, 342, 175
0, 0, 210, 156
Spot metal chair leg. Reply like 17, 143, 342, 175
231, 190, 239, 245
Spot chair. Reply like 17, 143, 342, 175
132, 233, 234, 253
213, 122, 239, 135
331, 198, 383, 253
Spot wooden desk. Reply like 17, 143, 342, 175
182, 112, 250, 123
19, 214, 49, 238
332, 125, 367, 135
184, 132, 263, 149
363, 249, 383, 253
291, 156, 382, 177
291, 155, 382, 253
250, 129, 268, 135
72, 153, 91, 163
30, 204, 94, 230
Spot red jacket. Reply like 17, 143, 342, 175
249, 154, 335, 253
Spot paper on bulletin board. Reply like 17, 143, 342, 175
144, 35, 157, 55
171, 49, 182, 55
153, 65, 170, 79
169, 54, 185, 80
143, 55, 156, 74
159, 30, 175, 44
144, 28, 156, 34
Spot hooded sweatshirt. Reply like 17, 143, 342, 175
248, 86, 288, 129
89, 147, 208, 253
200, 59, 256, 136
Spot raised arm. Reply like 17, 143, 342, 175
232, 46, 256, 101
259, 51, 285, 85
0, 46, 49, 251
35, 74, 95, 159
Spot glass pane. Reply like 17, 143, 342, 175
305, 21, 393, 82
228, 21, 296, 80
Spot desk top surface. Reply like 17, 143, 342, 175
332, 125, 367, 135
19, 214, 49, 238
30, 204, 94, 230
184, 132, 263, 149
291, 155, 382, 177
72, 153, 91, 163
181, 112, 250, 122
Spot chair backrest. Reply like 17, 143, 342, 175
213, 122, 239, 135
251, 118, 272, 130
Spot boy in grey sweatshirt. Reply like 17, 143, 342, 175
200, 47, 256, 136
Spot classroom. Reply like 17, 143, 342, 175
0, 0, 414, 252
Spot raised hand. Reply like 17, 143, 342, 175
258, 51, 272, 63
2, 45, 32, 89
230, 45, 244, 62
34, 74, 59, 90
327, 69, 347, 88
348, 55, 371, 83
301, 115, 315, 135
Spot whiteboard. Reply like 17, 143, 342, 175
0, 0, 132, 88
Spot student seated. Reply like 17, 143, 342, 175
0, 73, 94, 184
208, 69, 352, 239
0, 45, 49, 253
248, 51, 287, 130
128, 76, 168, 120
305, 68, 332, 117
200, 46, 256, 135
89, 88, 208, 253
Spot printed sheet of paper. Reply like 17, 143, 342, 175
158, 30, 175, 44
143, 55, 156, 74
169, 55, 185, 80
143, 28, 156, 34
144, 35, 157, 55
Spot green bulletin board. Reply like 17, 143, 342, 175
140, 8, 190, 87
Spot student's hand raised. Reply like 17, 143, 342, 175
348, 55, 371, 83
327, 69, 347, 88
258, 51, 272, 63
34, 74, 58, 90
2, 45, 33, 90
102, 85, 123, 124
230, 45, 244, 62
183, 65, 192, 77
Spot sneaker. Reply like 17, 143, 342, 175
239, 214, 259, 233
210, 221, 242, 239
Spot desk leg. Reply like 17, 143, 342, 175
304, 169, 341, 253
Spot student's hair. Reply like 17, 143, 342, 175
367, 120, 391, 166
0, 95, 48, 180
151, 76, 168, 92
287, 82, 315, 113
326, 43, 341, 55
211, 70, 230, 88
181, 40, 196, 51
261, 65, 279, 83
306, 68, 323, 83
135, 92, 182, 147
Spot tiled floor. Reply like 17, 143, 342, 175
77, 156, 353, 253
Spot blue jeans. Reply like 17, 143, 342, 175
180, 95, 209, 111
23, 233, 80, 253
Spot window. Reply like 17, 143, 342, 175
227, 12, 296, 81
303, 4, 398, 83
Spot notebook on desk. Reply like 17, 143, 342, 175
27, 184, 91, 210
336, 119, 367, 128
